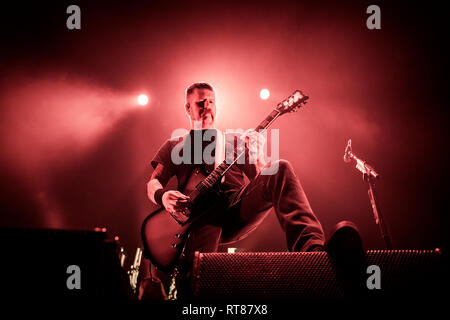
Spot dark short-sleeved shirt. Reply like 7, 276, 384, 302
151, 129, 255, 196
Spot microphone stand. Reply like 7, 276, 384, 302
344, 140, 393, 249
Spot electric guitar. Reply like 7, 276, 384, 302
141, 90, 310, 273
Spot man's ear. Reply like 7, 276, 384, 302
185, 103, 190, 113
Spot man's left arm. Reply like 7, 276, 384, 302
239, 129, 266, 180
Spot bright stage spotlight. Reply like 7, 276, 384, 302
137, 94, 149, 106
260, 89, 270, 100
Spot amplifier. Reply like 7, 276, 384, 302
191, 249, 443, 299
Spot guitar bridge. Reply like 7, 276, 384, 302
168, 210, 190, 226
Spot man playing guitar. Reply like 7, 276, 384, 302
146, 82, 325, 297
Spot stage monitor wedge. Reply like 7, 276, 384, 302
191, 250, 444, 300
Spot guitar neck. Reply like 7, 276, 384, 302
197, 109, 282, 192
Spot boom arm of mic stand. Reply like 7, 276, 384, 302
352, 154, 379, 181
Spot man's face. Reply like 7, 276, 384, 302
186, 88, 216, 129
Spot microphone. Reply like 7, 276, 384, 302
343, 139, 379, 180
343, 139, 352, 163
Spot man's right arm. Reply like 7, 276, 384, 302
147, 163, 190, 213
147, 163, 171, 205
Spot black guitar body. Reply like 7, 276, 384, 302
141, 167, 228, 273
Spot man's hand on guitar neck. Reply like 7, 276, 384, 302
240, 129, 266, 175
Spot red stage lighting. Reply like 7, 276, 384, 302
137, 94, 149, 106
260, 89, 270, 100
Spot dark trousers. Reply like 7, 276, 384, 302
176, 159, 325, 298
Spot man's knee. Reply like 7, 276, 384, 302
277, 159, 293, 172
268, 159, 294, 176
261, 159, 293, 176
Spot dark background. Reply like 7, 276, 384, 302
1, 0, 448, 275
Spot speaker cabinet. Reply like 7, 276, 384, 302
191, 250, 443, 299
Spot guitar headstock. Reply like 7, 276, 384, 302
276, 90, 309, 115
